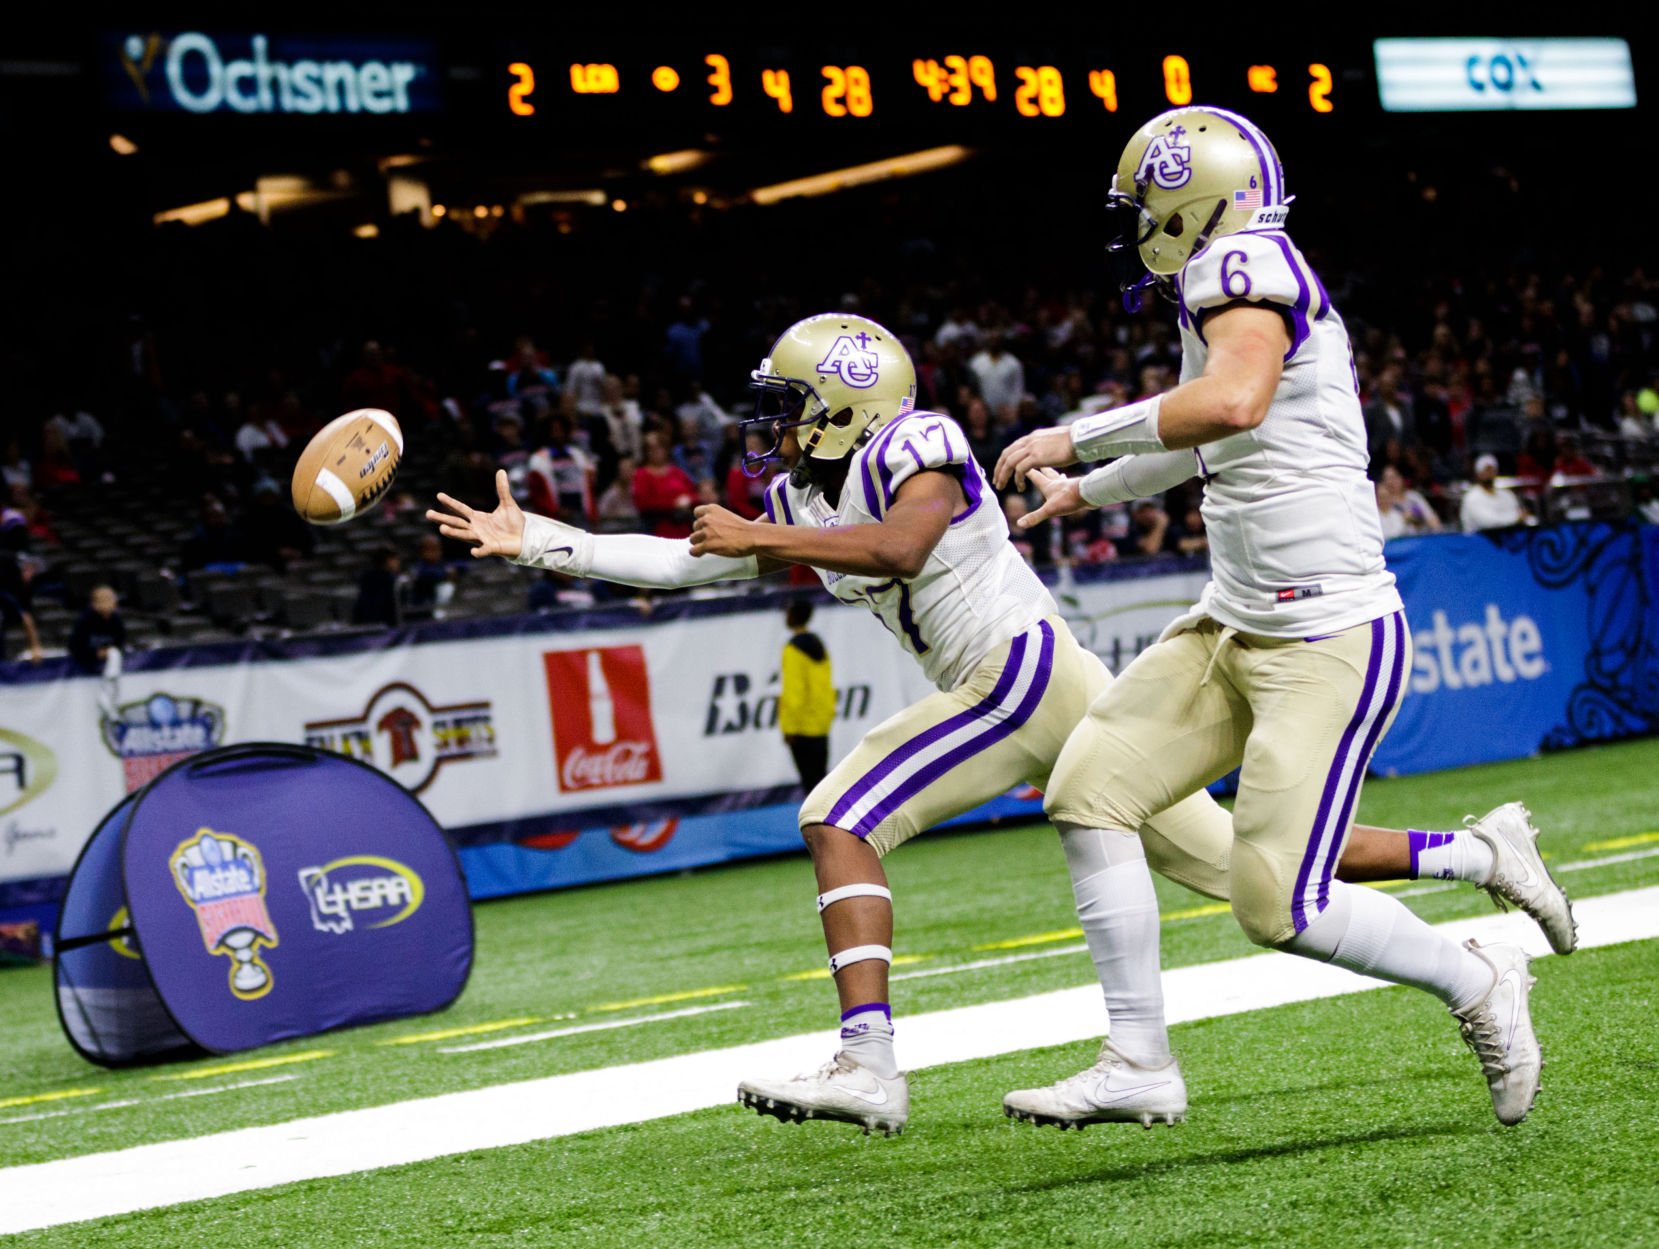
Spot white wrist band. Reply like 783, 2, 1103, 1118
1070, 394, 1167, 461
1078, 448, 1200, 508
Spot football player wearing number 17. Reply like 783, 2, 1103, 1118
429, 310, 1572, 1137
995, 106, 1565, 1128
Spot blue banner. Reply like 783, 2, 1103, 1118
1376, 522, 1659, 775
119, 747, 472, 1054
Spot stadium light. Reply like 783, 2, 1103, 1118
749, 145, 973, 205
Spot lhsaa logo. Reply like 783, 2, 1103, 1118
101, 694, 225, 792
1409, 605, 1547, 694
170, 829, 279, 1001
543, 646, 663, 793
0, 728, 57, 818
298, 856, 424, 935
816, 333, 881, 389
117, 31, 428, 116
304, 682, 497, 794
1136, 124, 1194, 190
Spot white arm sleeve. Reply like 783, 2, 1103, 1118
1078, 449, 1201, 508
513, 513, 759, 588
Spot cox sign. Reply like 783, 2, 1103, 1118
110, 32, 440, 115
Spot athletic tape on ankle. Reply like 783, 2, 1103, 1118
827, 944, 893, 974
816, 883, 893, 913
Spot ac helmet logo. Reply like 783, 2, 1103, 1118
1135, 125, 1194, 190
816, 333, 881, 390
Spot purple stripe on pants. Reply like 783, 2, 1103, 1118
823, 629, 1031, 830
848, 622, 1055, 838
1290, 613, 1403, 933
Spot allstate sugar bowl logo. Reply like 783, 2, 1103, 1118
297, 856, 424, 934
102, 694, 226, 791
170, 828, 280, 1001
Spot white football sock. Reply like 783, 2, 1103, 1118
1284, 881, 1494, 1010
1058, 822, 1170, 1065
838, 1003, 898, 1079
1407, 829, 1496, 883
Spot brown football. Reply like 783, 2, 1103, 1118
290, 409, 404, 525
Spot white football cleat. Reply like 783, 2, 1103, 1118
1453, 938, 1542, 1126
737, 1052, 908, 1136
1003, 1038, 1187, 1130
1467, 802, 1578, 955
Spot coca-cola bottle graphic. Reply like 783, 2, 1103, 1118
543, 646, 663, 791
586, 650, 616, 746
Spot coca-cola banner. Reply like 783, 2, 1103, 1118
2, 564, 1213, 916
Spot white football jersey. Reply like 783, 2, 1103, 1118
1174, 228, 1403, 636
765, 411, 1055, 690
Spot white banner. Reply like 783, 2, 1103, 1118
2, 567, 1209, 887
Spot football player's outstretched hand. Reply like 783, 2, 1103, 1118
690, 504, 755, 558
427, 469, 526, 560
1018, 468, 1090, 529
994, 427, 1077, 490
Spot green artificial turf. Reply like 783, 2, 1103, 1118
0, 736, 1655, 1235
12, 940, 1656, 1249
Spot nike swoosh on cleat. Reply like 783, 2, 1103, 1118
841, 1086, 891, 1106
1092, 1079, 1173, 1106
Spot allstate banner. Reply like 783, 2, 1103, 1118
55, 745, 472, 1060
1375, 522, 1659, 775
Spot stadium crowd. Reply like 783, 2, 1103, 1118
3, 183, 1658, 664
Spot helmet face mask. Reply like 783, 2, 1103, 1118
1107, 106, 1292, 284
740, 312, 917, 485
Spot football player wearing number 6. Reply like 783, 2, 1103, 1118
430, 311, 1570, 1137
994, 106, 1556, 1127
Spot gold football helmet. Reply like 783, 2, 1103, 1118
1109, 106, 1290, 283
743, 313, 916, 485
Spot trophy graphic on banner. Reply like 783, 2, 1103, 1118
168, 828, 280, 1000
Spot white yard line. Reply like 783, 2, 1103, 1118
438, 1001, 751, 1054
1, 885, 1655, 1237
893, 943, 1088, 980
1557, 846, 1659, 871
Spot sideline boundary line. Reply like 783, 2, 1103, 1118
1, 886, 1654, 1236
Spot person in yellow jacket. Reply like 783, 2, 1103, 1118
779, 599, 834, 790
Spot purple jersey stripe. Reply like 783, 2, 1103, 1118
1290, 614, 1390, 933
762, 478, 778, 524
1260, 232, 1313, 360
860, 414, 914, 518
776, 480, 796, 526
951, 456, 986, 526
824, 628, 1032, 829
850, 621, 1055, 837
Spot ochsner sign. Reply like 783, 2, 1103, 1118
111, 32, 440, 115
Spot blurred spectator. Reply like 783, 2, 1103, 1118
663, 299, 709, 382
565, 342, 607, 418
632, 432, 698, 539
1002, 494, 1036, 567
1551, 435, 1596, 480
598, 374, 644, 464
1375, 465, 1443, 540
779, 599, 833, 792
526, 416, 597, 521
242, 478, 315, 571
343, 340, 420, 419
1460, 455, 1527, 532
352, 545, 403, 627
1515, 428, 1557, 488
1128, 499, 1180, 556
69, 584, 127, 674
968, 333, 1026, 425
962, 399, 1000, 472
0, 516, 42, 664
726, 434, 775, 519
35, 423, 80, 488
596, 456, 642, 532
181, 497, 248, 570
234, 407, 290, 466
933, 306, 978, 351
676, 382, 729, 448
1173, 503, 1209, 556
2, 440, 31, 493
407, 534, 458, 619
1364, 367, 1414, 475
46, 405, 106, 481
